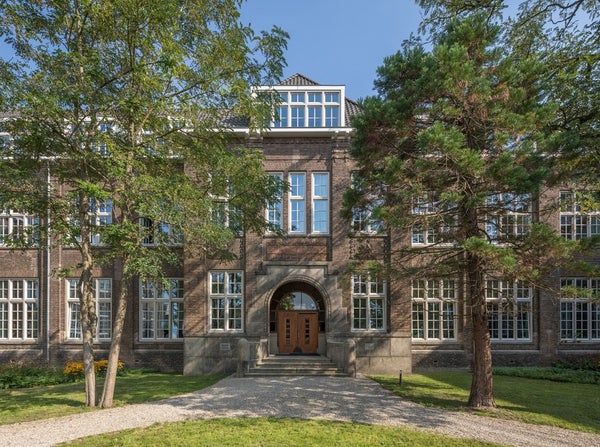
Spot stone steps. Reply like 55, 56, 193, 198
245, 355, 348, 377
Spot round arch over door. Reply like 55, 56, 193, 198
269, 281, 325, 354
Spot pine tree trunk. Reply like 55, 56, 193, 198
99, 274, 128, 408
466, 252, 495, 408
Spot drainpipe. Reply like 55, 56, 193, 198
45, 161, 51, 365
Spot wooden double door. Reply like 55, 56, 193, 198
277, 310, 318, 354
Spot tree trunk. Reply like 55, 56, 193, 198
99, 267, 128, 408
466, 252, 495, 408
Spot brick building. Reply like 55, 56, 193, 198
1, 74, 598, 374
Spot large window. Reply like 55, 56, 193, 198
267, 173, 283, 231
140, 278, 184, 340
209, 271, 243, 331
67, 278, 112, 340
486, 193, 531, 243
560, 191, 600, 240
270, 88, 343, 128
0, 210, 38, 247
0, 279, 39, 340
289, 173, 306, 233
560, 278, 600, 341
312, 173, 329, 234
411, 279, 456, 340
89, 198, 113, 245
140, 218, 183, 246
350, 173, 383, 234
486, 279, 531, 340
411, 193, 455, 245
352, 275, 385, 331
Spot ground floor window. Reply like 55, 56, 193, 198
352, 274, 386, 331
412, 279, 456, 340
560, 278, 600, 341
0, 279, 38, 340
486, 279, 531, 341
67, 278, 112, 340
209, 271, 243, 331
140, 278, 184, 340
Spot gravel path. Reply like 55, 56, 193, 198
1, 375, 599, 446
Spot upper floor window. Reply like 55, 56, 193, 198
0, 210, 39, 247
267, 173, 283, 231
411, 279, 457, 340
269, 88, 344, 128
67, 278, 112, 340
289, 173, 306, 233
140, 278, 184, 340
352, 274, 386, 331
0, 279, 39, 340
411, 193, 455, 245
312, 173, 329, 234
140, 217, 183, 246
560, 190, 600, 240
560, 278, 600, 341
350, 173, 384, 234
89, 198, 112, 245
486, 193, 531, 243
486, 279, 531, 341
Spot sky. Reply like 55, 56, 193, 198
240, 0, 425, 100
0, 1, 426, 101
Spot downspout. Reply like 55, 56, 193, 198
46, 161, 51, 365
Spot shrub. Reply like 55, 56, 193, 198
553, 355, 600, 372
63, 359, 125, 381
0, 363, 68, 389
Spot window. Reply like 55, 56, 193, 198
0, 210, 38, 247
93, 123, 112, 155
289, 173, 306, 233
209, 271, 243, 331
89, 198, 113, 245
411, 279, 456, 340
67, 278, 112, 340
0, 279, 39, 340
267, 173, 283, 231
560, 191, 600, 240
486, 279, 531, 340
140, 218, 183, 245
560, 278, 600, 341
265, 88, 344, 128
350, 173, 384, 234
486, 193, 531, 243
312, 173, 329, 234
352, 275, 386, 331
140, 278, 184, 340
411, 193, 455, 245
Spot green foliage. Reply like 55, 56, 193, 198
0, 364, 69, 390
553, 355, 600, 373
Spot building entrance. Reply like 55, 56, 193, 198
269, 283, 325, 355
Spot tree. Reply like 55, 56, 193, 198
345, 13, 576, 407
0, 0, 287, 407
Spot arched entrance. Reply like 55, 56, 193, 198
269, 281, 325, 354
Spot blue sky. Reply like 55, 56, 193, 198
241, 1, 425, 100
0, 1, 425, 101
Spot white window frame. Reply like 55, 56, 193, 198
289, 173, 306, 234
89, 198, 113, 246
560, 190, 600, 240
560, 278, 600, 341
0, 210, 39, 247
411, 193, 455, 246
209, 271, 243, 332
411, 279, 457, 341
139, 278, 184, 340
66, 278, 112, 341
311, 172, 329, 234
351, 274, 386, 331
486, 193, 531, 244
266, 173, 283, 231
0, 279, 39, 340
486, 279, 532, 341
140, 217, 183, 246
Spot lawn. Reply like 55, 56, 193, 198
59, 417, 503, 447
0, 371, 224, 425
372, 371, 600, 433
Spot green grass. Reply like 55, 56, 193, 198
59, 417, 504, 447
372, 371, 600, 433
0, 371, 224, 425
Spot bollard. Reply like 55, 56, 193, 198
398, 369, 403, 385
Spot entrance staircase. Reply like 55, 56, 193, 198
244, 355, 348, 377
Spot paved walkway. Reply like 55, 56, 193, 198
1, 376, 599, 446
